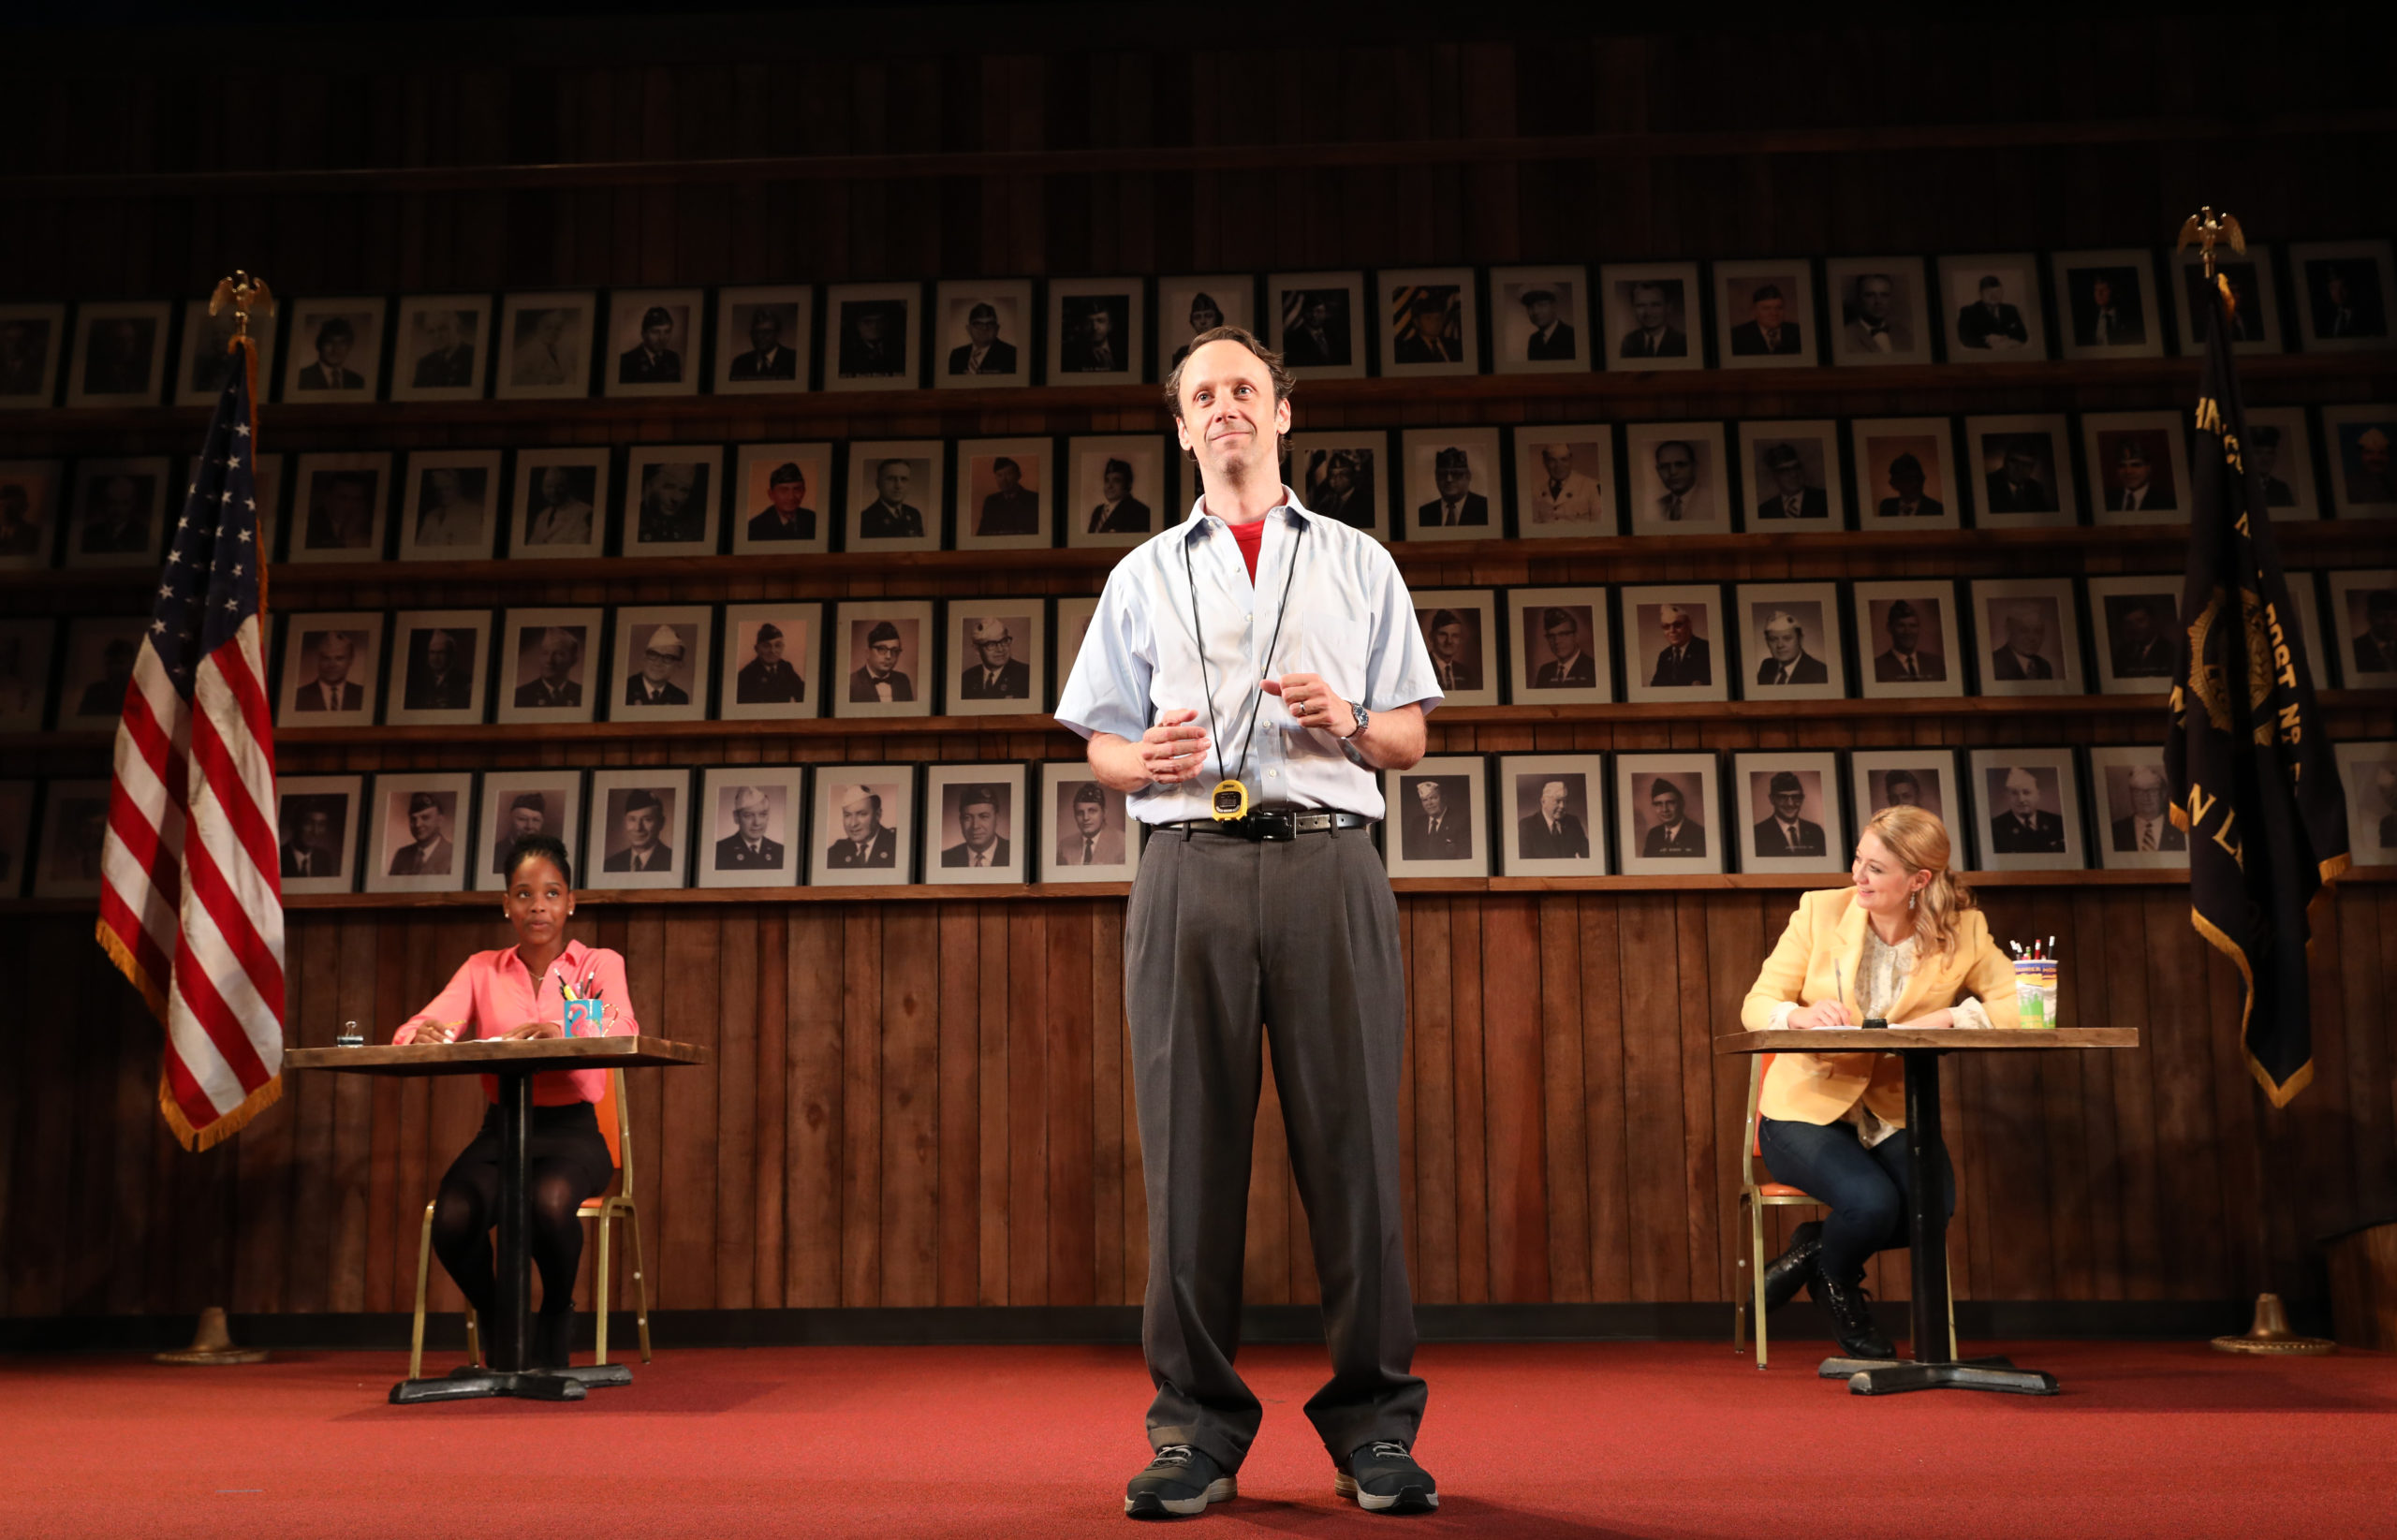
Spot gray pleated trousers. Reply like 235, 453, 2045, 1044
1125, 823, 1426, 1470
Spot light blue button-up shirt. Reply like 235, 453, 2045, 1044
1054, 488, 1443, 824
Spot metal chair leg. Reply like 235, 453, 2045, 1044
627, 1201, 653, 1363
592, 1207, 611, 1367
1751, 1199, 1772, 1371
464, 1304, 480, 1369
1733, 1197, 1750, 1355
410, 1200, 435, 1381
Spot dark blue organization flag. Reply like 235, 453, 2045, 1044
2165, 277, 2349, 1107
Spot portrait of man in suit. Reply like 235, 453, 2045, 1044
1844, 271, 1911, 355
2249, 425, 2300, 507
1877, 452, 1944, 519
522, 463, 596, 549
1956, 274, 2030, 350
1983, 435, 2057, 514
602, 788, 673, 873
1649, 605, 1711, 688
949, 301, 1018, 376
2373, 765, 2397, 849
75, 638, 138, 718
1520, 287, 1575, 360
714, 786, 786, 872
2103, 436, 2175, 515
83, 316, 156, 396
858, 459, 927, 541
295, 315, 366, 391
491, 792, 551, 874
838, 301, 908, 378
410, 308, 477, 390
1652, 439, 1701, 522
1060, 296, 1126, 374
2307, 259, 2387, 340
1729, 283, 1802, 355
1752, 609, 1829, 687
1281, 291, 1349, 369
0, 483, 38, 556
1526, 608, 1596, 691
1301, 447, 1375, 530
278, 799, 343, 881
848, 620, 915, 704
2109, 765, 2184, 854
977, 456, 1041, 536
78, 473, 154, 555
2352, 589, 2397, 675
1878, 768, 1932, 813
636, 461, 707, 545
1989, 605, 2056, 682
958, 617, 1032, 702
1088, 457, 1152, 535
728, 306, 799, 381
1055, 782, 1125, 868
1400, 778, 1471, 863
1420, 608, 1480, 695
510, 306, 580, 389
412, 466, 488, 550
303, 470, 377, 553
1417, 447, 1489, 528
623, 624, 690, 708
403, 627, 475, 711
825, 784, 899, 870
1390, 287, 1463, 366
1168, 291, 1224, 372
1515, 777, 1589, 861
2108, 598, 2175, 678
1528, 442, 1603, 526
1753, 442, 1828, 521
1872, 599, 1946, 682
1989, 767, 2067, 854
618, 304, 683, 385
736, 622, 806, 705
1619, 281, 1686, 359
387, 791, 454, 877
1752, 770, 1826, 858
514, 625, 584, 710
0, 316, 52, 397
2068, 269, 2145, 348
747, 462, 818, 543
2341, 424, 2397, 506
1640, 777, 1706, 858
940, 785, 1011, 870
295, 631, 366, 713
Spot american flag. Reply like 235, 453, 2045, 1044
96, 339, 285, 1150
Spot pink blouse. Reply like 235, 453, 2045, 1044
392, 940, 639, 1106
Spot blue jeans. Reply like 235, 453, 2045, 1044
1757, 1115, 1956, 1286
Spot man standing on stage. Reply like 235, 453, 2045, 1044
1056, 325, 1444, 1518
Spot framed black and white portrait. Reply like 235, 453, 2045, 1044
1852, 579, 1964, 701
1734, 751, 1846, 873
1506, 587, 1612, 706
495, 607, 601, 726
275, 611, 381, 727
176, 295, 280, 407
1157, 275, 1252, 379
697, 766, 805, 890
1284, 430, 1390, 540
0, 618, 53, 731
934, 278, 1035, 389
66, 301, 171, 408
0, 780, 31, 897
1735, 581, 1847, 701
1065, 434, 1167, 550
2333, 741, 2397, 868
1968, 746, 2086, 873
472, 770, 584, 892
2291, 240, 2394, 353
55, 617, 146, 729
2243, 406, 2320, 518
2320, 404, 2397, 520
1937, 253, 2046, 360
0, 460, 60, 571
2172, 246, 2283, 356
0, 303, 66, 409
2087, 745, 2185, 872
719, 602, 822, 722
1377, 266, 1479, 378
1624, 421, 1730, 535
1053, 594, 1101, 706
1266, 271, 1367, 379
1383, 756, 1489, 878
1616, 754, 1722, 876
64, 456, 169, 568
496, 291, 596, 401
386, 609, 492, 727
1039, 762, 1141, 884
1714, 258, 1816, 369
606, 605, 713, 723
2330, 569, 2397, 683
811, 766, 919, 887
926, 763, 1027, 884
253, 451, 285, 549
31, 779, 112, 900
362, 771, 473, 894
510, 447, 607, 559
713, 285, 813, 395
1402, 426, 1503, 542
280, 296, 386, 402
843, 439, 943, 553
1047, 277, 1141, 385
1622, 583, 1728, 705
1737, 420, 1843, 527
1511, 426, 1614, 538
825, 281, 922, 391
1963, 413, 2078, 528
272, 774, 361, 896
1490, 264, 1587, 376
2084, 576, 2180, 695
832, 598, 934, 720
623, 445, 722, 558
956, 436, 1054, 551
1826, 257, 1931, 367
1971, 578, 2085, 697
389, 294, 492, 403
587, 768, 690, 889
287, 451, 393, 564
944, 602, 1044, 717
1410, 589, 1499, 708
2051, 250, 2163, 361
2082, 410, 2191, 526
396, 448, 501, 562
603, 287, 703, 399
1849, 749, 1963, 843
1600, 260, 1702, 371
730, 441, 833, 555
2281, 570, 2334, 691
1851, 418, 1961, 531
1495, 754, 1606, 876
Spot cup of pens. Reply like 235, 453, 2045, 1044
2010, 937, 2059, 1029
561, 968, 605, 1037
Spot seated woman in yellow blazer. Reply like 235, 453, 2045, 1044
1739, 804, 2017, 1359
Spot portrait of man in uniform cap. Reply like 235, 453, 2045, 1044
736, 622, 806, 705
624, 624, 690, 707
1877, 452, 1944, 518
714, 786, 786, 871
949, 301, 1018, 377
1281, 288, 1351, 370
491, 791, 551, 874
1088, 457, 1152, 535
1751, 770, 1827, 858
728, 304, 799, 380
1520, 287, 1575, 361
978, 456, 1041, 536
958, 617, 1032, 701
603, 787, 675, 873
1872, 598, 1947, 682
1167, 290, 1225, 373
748, 462, 818, 543
1728, 284, 1803, 355
1417, 447, 1489, 528
849, 620, 916, 704
824, 785, 898, 870
1390, 286, 1463, 367
838, 299, 910, 378
1054, 781, 1125, 868
387, 790, 455, 877
619, 305, 683, 385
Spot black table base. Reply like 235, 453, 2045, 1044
390, 1363, 633, 1405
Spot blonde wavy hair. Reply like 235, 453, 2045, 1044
1860, 804, 1977, 959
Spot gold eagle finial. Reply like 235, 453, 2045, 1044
2175, 208, 2247, 279
208, 271, 276, 338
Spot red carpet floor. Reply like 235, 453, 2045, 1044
7, 1341, 2394, 1538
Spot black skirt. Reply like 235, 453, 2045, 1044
441, 1099, 614, 1199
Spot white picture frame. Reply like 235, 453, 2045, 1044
1737, 419, 1843, 528
0, 617, 54, 731
2082, 409, 2193, 527
1968, 746, 2087, 873
719, 601, 823, 721
495, 290, 596, 401
394, 448, 503, 562
1038, 762, 1142, 884
1733, 580, 1848, 702
286, 451, 393, 565
934, 278, 1034, 389
472, 770, 585, 892
63, 456, 170, 568
1053, 594, 1102, 708
831, 598, 935, 719
2085, 575, 2181, 696
1156, 275, 1251, 380
954, 436, 1054, 550
2291, 240, 2397, 354
2329, 569, 2397, 685
1825, 257, 1932, 367
1410, 589, 1500, 709
280, 296, 387, 402
510, 447, 608, 560
696, 766, 806, 890
66, 301, 172, 408
602, 287, 703, 399
605, 604, 713, 723
1971, 577, 2085, 697
1599, 260, 1703, 371
494, 606, 602, 726
925, 763, 1029, 884
54, 617, 146, 730
1376, 265, 1480, 378
0, 459, 61, 571
2281, 571, 2333, 692
2088, 744, 2187, 871
843, 439, 944, 553
1511, 425, 1615, 538
1489, 264, 1589, 376
275, 611, 382, 727
2172, 246, 2283, 357
1401, 426, 1504, 542
1963, 412, 2079, 528
1384, 756, 1490, 878
1046, 277, 1142, 386
1616, 753, 1723, 876
1621, 582, 1728, 704
1494, 753, 1607, 876
1505, 587, 1613, 707
810, 766, 919, 887
587, 768, 691, 889
944, 600, 1044, 717
1064, 434, 1169, 549
362, 771, 475, 894
623, 444, 723, 558
1848, 749, 1965, 850
1732, 750, 1847, 873
385, 609, 493, 727
1714, 257, 1816, 370
1852, 417, 1962, 531
1265, 271, 1368, 379
1283, 430, 1390, 540
31, 778, 112, 900
388, 293, 493, 403
0, 302, 67, 409
2051, 250, 2164, 361
1937, 252, 2047, 361
728, 441, 833, 554
1852, 579, 1965, 701
824, 281, 922, 391
272, 773, 364, 897
1624, 420, 1730, 535
175, 294, 280, 407
2320, 403, 2397, 520
2332, 741, 2397, 867
713, 284, 814, 396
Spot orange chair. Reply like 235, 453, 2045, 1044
409, 1066, 652, 1378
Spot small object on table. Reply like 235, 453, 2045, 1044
1860, 1017, 1889, 1031
336, 1019, 364, 1048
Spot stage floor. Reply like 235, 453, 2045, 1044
7, 1341, 2392, 1537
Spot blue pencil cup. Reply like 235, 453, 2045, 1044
563, 1000, 606, 1037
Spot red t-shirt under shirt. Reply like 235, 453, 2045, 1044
1228, 517, 1266, 581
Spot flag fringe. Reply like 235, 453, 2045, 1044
157, 1070, 281, 1152
2185, 903, 2309, 1110
94, 917, 169, 1024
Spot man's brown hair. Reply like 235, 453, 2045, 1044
1161, 325, 1296, 418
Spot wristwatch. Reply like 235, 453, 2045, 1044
1338, 701, 1372, 766
1344, 701, 1371, 740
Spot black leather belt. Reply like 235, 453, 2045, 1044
1160, 808, 1375, 842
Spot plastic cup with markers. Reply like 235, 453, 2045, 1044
560, 967, 607, 1037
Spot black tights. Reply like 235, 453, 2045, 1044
431, 1159, 599, 1369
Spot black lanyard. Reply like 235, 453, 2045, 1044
1180, 513, 1305, 790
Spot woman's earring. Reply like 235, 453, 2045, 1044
1908, 892, 1919, 911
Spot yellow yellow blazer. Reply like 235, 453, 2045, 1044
1739, 887, 2020, 1126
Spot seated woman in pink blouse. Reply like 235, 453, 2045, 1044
393, 833, 637, 1369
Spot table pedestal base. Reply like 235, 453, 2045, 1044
390, 1363, 633, 1405
1846, 1357, 2059, 1396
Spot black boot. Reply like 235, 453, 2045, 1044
1815, 1269, 1894, 1360
1761, 1222, 1821, 1313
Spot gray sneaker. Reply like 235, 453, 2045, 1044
1125, 1444, 1235, 1518
1333, 1441, 1439, 1514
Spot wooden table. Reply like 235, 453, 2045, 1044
1713, 1026, 2138, 1396
285, 1035, 709, 1405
